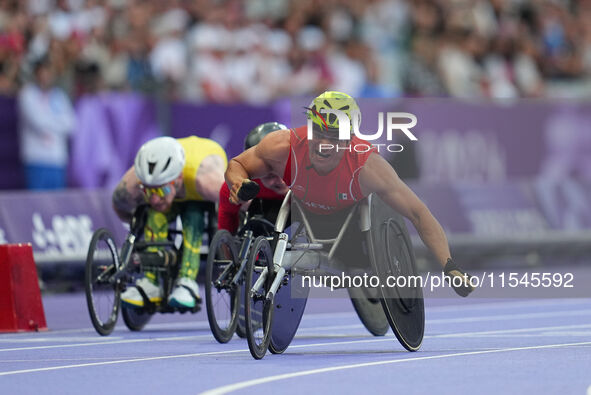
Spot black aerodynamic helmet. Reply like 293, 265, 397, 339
244, 122, 287, 150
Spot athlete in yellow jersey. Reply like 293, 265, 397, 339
112, 136, 227, 309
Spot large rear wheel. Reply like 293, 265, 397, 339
85, 229, 122, 336
205, 230, 240, 343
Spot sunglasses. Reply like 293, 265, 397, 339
139, 182, 174, 198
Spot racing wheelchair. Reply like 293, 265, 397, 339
205, 192, 281, 343
84, 202, 216, 336
241, 187, 425, 359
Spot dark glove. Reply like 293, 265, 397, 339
237, 180, 260, 201
444, 259, 474, 297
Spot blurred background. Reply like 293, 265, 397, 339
0, 0, 590, 290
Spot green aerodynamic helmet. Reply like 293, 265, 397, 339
306, 91, 361, 133
244, 121, 288, 150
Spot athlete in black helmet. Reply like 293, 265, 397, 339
244, 122, 288, 150
218, 122, 289, 233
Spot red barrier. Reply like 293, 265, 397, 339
0, 244, 47, 332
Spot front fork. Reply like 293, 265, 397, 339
108, 233, 136, 284
249, 232, 289, 302
266, 233, 289, 303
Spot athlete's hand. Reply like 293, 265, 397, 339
444, 259, 475, 297
229, 179, 260, 205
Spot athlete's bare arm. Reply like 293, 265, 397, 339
225, 129, 290, 204
112, 167, 145, 223
359, 153, 451, 268
194, 154, 226, 202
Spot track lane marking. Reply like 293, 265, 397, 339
1, 323, 591, 372
200, 341, 591, 395
2, 318, 591, 353
0, 334, 215, 352
3, 298, 585, 339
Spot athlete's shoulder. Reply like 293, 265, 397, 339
348, 135, 377, 160
258, 128, 290, 152
254, 129, 291, 171
178, 135, 217, 146
179, 136, 226, 157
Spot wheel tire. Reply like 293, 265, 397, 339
205, 230, 240, 343
85, 228, 121, 336
244, 236, 275, 360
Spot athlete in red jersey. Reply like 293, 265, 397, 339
225, 92, 473, 297
218, 122, 288, 233
285, 125, 374, 214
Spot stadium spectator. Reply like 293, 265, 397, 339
0, 0, 589, 103
18, 56, 75, 190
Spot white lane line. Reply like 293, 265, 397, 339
296, 309, 591, 332
0, 336, 124, 344
2, 323, 591, 375
200, 341, 591, 395
423, 298, 591, 313
427, 309, 591, 324
1, 298, 585, 339
2, 309, 591, 353
0, 350, 243, 376
430, 323, 591, 338
0, 336, 409, 376
0, 334, 214, 352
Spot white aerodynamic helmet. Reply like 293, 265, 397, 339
134, 136, 186, 186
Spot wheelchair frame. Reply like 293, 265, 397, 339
244, 190, 424, 359
85, 203, 216, 336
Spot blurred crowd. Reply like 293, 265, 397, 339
1, 0, 591, 103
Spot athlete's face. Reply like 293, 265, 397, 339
308, 130, 348, 175
260, 174, 289, 195
143, 178, 180, 212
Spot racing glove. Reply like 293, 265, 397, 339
444, 258, 475, 297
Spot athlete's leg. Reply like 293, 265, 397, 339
179, 202, 204, 279
168, 202, 204, 308
143, 208, 173, 283
121, 207, 173, 307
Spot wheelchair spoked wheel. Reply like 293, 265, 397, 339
244, 236, 275, 360
205, 230, 240, 343
85, 228, 122, 336
121, 306, 152, 331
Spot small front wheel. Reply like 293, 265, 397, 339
244, 236, 275, 359
121, 306, 152, 331
85, 228, 122, 336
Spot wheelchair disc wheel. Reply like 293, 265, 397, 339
366, 194, 424, 351
245, 236, 275, 360
205, 230, 240, 343
85, 228, 122, 336
121, 306, 152, 331
369, 216, 424, 351
348, 286, 389, 337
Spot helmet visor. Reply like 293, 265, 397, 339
139, 182, 173, 199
